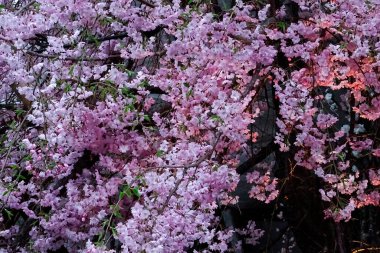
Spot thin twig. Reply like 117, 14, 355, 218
15, 1, 36, 15
0, 107, 32, 183
137, 0, 157, 8
25, 50, 121, 62
155, 133, 222, 215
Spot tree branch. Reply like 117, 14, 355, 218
137, 0, 156, 8
236, 141, 275, 174
25, 50, 122, 62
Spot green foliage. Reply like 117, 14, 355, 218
277, 21, 287, 32
68, 65, 76, 76
99, 17, 114, 26
143, 115, 151, 122
8, 120, 17, 130
156, 149, 164, 157
210, 114, 223, 123
4, 209, 13, 220
124, 104, 135, 112
119, 184, 141, 199
64, 84, 72, 93
15, 108, 26, 117
22, 154, 32, 162
33, 2, 41, 11
186, 88, 193, 98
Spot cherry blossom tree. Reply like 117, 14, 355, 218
0, 0, 379, 252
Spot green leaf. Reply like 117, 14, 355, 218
119, 185, 128, 199
111, 226, 118, 235
210, 114, 222, 122
186, 88, 193, 98
48, 161, 56, 169
124, 188, 132, 198
104, 79, 114, 85
96, 231, 105, 243
0, 4, 5, 11
139, 80, 149, 88
338, 153, 346, 161
68, 65, 75, 76
8, 120, 17, 130
99, 17, 114, 26
4, 209, 13, 219
127, 70, 137, 78
121, 88, 136, 100
100, 89, 107, 100
119, 184, 133, 199
110, 204, 117, 211
156, 149, 164, 157
124, 104, 134, 112
15, 174, 26, 181
64, 84, 72, 93
119, 191, 125, 199
114, 210, 123, 219
99, 86, 117, 100
22, 154, 32, 162
9, 164, 19, 170
277, 21, 287, 32
132, 187, 140, 198
143, 115, 151, 122
121, 87, 130, 96
15, 109, 25, 117
33, 2, 41, 11
85, 32, 100, 47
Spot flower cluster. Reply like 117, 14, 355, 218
0, 0, 380, 252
